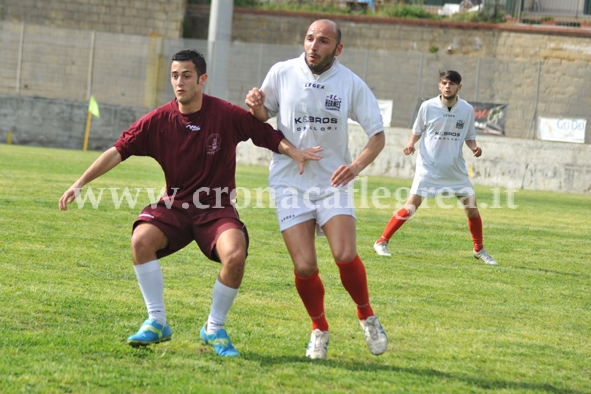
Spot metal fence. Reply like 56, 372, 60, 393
1, 21, 590, 140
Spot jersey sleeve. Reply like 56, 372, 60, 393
347, 74, 384, 139
113, 111, 155, 161
231, 104, 285, 153
260, 62, 282, 119
412, 102, 427, 136
464, 102, 477, 140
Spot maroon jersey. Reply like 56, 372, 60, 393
114, 94, 285, 206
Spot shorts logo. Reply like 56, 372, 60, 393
456, 120, 465, 129
206, 133, 221, 155
280, 214, 296, 223
325, 94, 341, 111
186, 124, 200, 132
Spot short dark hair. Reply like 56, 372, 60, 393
439, 70, 462, 84
172, 49, 207, 76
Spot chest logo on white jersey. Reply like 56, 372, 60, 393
325, 94, 341, 111
304, 82, 324, 89
206, 133, 221, 155
455, 120, 465, 129
186, 124, 201, 132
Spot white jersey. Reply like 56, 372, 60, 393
261, 53, 383, 199
412, 95, 476, 187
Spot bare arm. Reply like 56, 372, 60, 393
278, 138, 324, 175
403, 132, 422, 155
245, 87, 270, 122
331, 131, 386, 187
59, 147, 122, 210
465, 140, 482, 157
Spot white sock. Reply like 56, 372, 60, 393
206, 279, 239, 333
134, 260, 166, 326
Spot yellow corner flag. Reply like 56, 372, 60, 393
83, 96, 100, 151
88, 95, 100, 118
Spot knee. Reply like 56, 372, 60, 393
221, 248, 246, 274
466, 208, 480, 219
131, 232, 154, 257
294, 265, 318, 278
332, 249, 357, 264
131, 225, 167, 259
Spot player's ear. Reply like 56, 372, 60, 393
199, 73, 208, 86
334, 43, 344, 57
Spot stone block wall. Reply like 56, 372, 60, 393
1, 0, 186, 37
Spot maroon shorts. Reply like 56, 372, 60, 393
132, 200, 249, 262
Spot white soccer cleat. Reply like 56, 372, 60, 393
359, 316, 388, 355
305, 329, 330, 360
473, 248, 498, 265
373, 241, 392, 257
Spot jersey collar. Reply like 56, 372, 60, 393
298, 52, 340, 81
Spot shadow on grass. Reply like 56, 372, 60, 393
244, 353, 584, 394
512, 265, 587, 278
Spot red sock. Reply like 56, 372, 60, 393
294, 270, 328, 331
377, 208, 411, 243
468, 214, 483, 252
335, 255, 374, 320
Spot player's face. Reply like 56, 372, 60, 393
304, 21, 343, 74
438, 78, 461, 100
170, 61, 205, 105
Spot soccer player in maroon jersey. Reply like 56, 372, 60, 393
59, 49, 322, 356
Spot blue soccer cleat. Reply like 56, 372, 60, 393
127, 319, 172, 347
200, 324, 239, 357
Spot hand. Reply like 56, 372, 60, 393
330, 164, 359, 187
59, 187, 81, 211
294, 146, 323, 175
472, 146, 482, 157
245, 87, 266, 110
403, 145, 415, 155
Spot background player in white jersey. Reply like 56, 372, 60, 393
373, 70, 498, 265
245, 19, 388, 360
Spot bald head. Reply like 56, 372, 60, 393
308, 19, 341, 46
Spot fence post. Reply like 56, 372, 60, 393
257, 43, 263, 86
410, 53, 424, 128
86, 31, 95, 101
364, 48, 369, 81
144, 34, 163, 108
15, 22, 24, 94
526, 60, 542, 140
475, 57, 481, 101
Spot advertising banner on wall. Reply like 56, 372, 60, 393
412, 99, 507, 135
469, 101, 508, 136
537, 117, 586, 143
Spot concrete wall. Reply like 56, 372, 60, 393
238, 120, 591, 195
0, 94, 148, 151
0, 0, 186, 37
2, 94, 588, 194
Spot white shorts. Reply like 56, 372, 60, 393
274, 190, 356, 235
410, 178, 474, 198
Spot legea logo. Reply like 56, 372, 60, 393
186, 124, 200, 132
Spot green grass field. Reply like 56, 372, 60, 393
1, 144, 590, 393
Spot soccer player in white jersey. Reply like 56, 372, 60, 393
245, 19, 388, 359
373, 70, 498, 266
